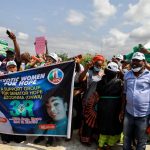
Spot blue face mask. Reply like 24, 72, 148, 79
94, 66, 100, 72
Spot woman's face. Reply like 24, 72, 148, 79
93, 61, 102, 72
94, 61, 102, 68
46, 97, 67, 121
44, 56, 56, 66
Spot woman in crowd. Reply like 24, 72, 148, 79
96, 62, 123, 150
79, 55, 105, 146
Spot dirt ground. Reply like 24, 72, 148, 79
0, 131, 150, 150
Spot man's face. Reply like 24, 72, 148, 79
131, 59, 144, 69
46, 97, 67, 121
7, 65, 17, 73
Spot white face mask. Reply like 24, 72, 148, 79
132, 67, 142, 72
123, 69, 128, 73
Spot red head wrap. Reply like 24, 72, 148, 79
92, 55, 105, 63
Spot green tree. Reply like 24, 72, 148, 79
57, 53, 69, 61
81, 53, 93, 66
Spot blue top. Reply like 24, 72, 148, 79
123, 69, 150, 117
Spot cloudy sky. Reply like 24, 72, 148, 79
0, 0, 150, 58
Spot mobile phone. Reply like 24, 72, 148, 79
6, 30, 11, 36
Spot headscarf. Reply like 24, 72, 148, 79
92, 55, 105, 63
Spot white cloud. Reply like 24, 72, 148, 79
101, 29, 129, 57
0, 27, 33, 54
92, 0, 117, 27
17, 32, 29, 40
0, 26, 12, 40
0, 27, 7, 37
129, 24, 150, 43
124, 0, 150, 25
100, 25, 150, 58
0, 27, 34, 54
66, 10, 85, 25
102, 28, 129, 47
47, 36, 100, 57
36, 26, 46, 33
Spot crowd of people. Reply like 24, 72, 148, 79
74, 48, 150, 150
0, 31, 150, 150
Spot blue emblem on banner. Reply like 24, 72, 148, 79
47, 68, 64, 85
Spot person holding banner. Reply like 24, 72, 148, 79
6, 60, 17, 73
0, 60, 26, 144
0, 61, 18, 144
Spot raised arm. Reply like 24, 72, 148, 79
79, 62, 93, 82
8, 32, 20, 61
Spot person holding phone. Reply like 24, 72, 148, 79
0, 30, 21, 73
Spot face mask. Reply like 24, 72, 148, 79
132, 67, 142, 72
123, 69, 128, 73
94, 66, 100, 72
